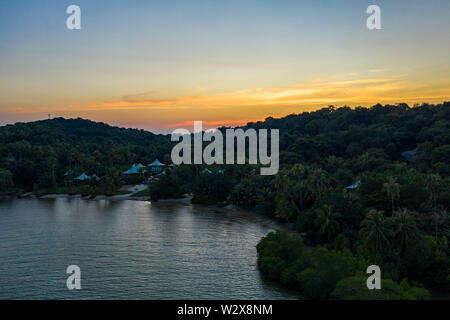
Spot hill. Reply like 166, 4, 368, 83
1, 102, 449, 193
0, 117, 172, 191
0, 103, 449, 297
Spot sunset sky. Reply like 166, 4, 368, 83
1, 0, 450, 132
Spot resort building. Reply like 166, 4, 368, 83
345, 180, 361, 190
74, 172, 90, 182
148, 159, 165, 174
123, 163, 145, 175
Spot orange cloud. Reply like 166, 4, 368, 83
65, 76, 450, 111
4, 74, 450, 131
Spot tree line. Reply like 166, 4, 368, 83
0, 102, 448, 298
149, 102, 449, 298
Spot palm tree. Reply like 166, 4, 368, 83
275, 169, 306, 217
426, 173, 442, 238
46, 149, 58, 188
382, 176, 400, 215
359, 210, 393, 256
274, 172, 288, 195
389, 208, 419, 256
291, 164, 308, 210
0, 169, 13, 191
315, 205, 340, 242
274, 172, 296, 221
307, 168, 331, 200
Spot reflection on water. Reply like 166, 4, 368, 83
0, 198, 298, 299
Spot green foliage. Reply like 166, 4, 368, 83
256, 231, 306, 266
314, 205, 340, 242
389, 208, 420, 256
383, 176, 400, 214
403, 235, 450, 290
332, 277, 431, 300
191, 171, 234, 205
147, 166, 199, 200
296, 191, 364, 243
1, 103, 449, 298
0, 118, 172, 192
359, 167, 429, 212
149, 172, 184, 200
252, 104, 449, 298
280, 263, 301, 287
272, 167, 310, 221
334, 234, 350, 251
256, 230, 439, 300
296, 247, 353, 299
0, 168, 14, 192
359, 210, 393, 256
260, 257, 286, 281
227, 175, 274, 210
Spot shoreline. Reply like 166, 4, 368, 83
2, 192, 294, 231
11, 192, 194, 203
2, 192, 196, 204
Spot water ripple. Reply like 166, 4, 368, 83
0, 198, 298, 300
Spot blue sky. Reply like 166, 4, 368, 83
1, 0, 449, 131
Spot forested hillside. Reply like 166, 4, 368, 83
0, 117, 172, 193
148, 102, 450, 298
152, 102, 450, 208
251, 102, 449, 174
0, 103, 449, 298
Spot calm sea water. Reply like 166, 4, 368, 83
0, 198, 297, 299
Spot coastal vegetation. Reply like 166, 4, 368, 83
0, 117, 172, 195
0, 102, 448, 298
147, 102, 450, 298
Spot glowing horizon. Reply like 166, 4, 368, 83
1, 0, 450, 133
